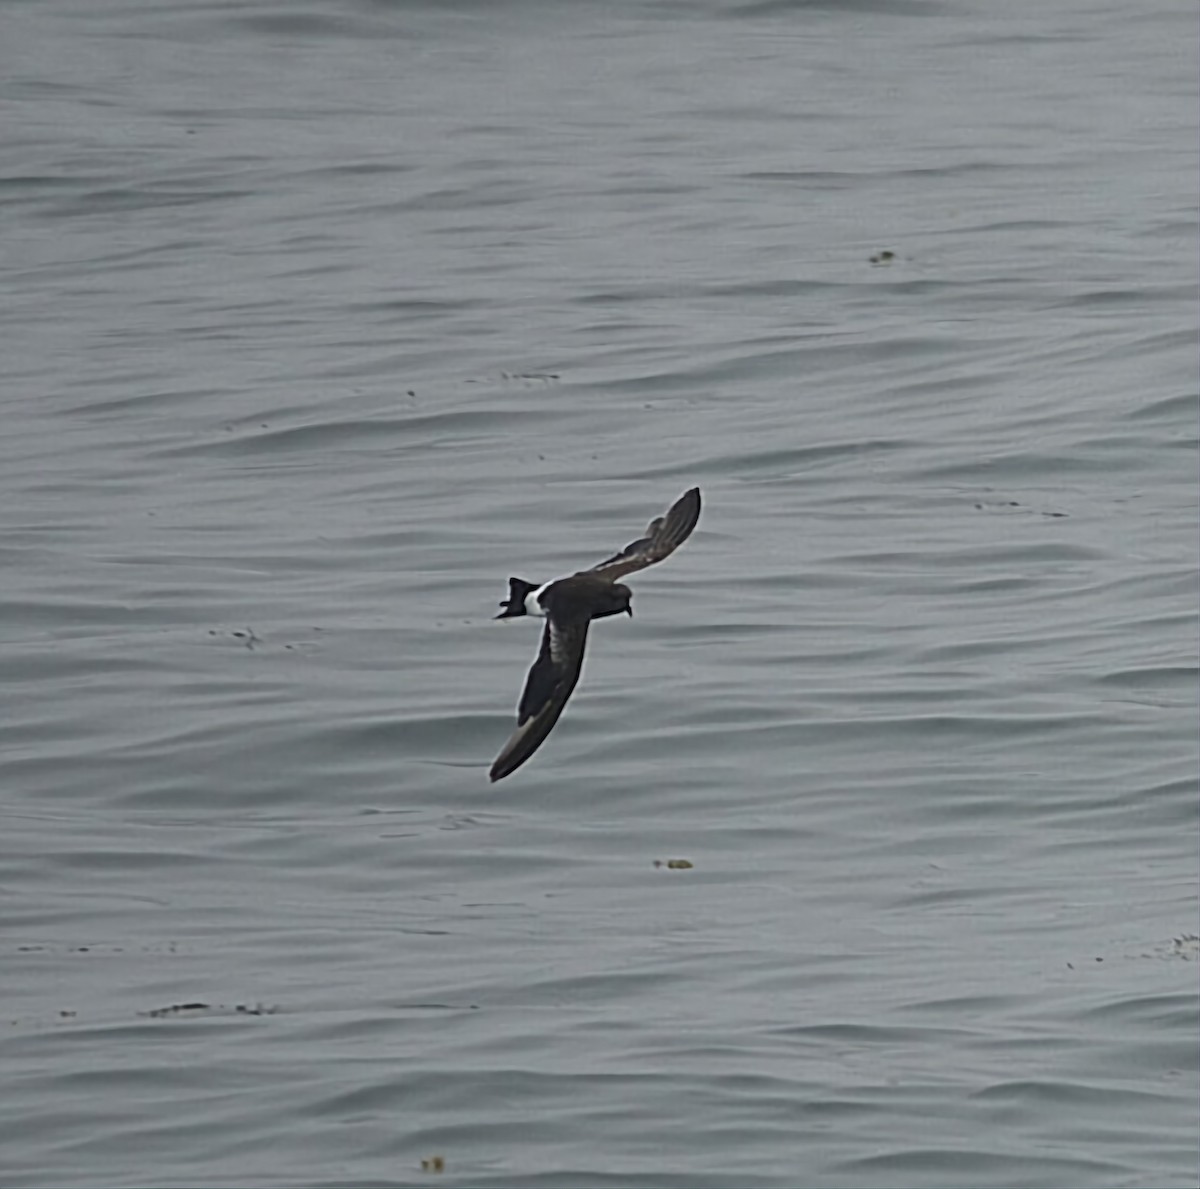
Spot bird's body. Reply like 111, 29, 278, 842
489, 487, 701, 782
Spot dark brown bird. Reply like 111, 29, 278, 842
490, 487, 702, 782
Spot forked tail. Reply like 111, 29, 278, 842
495, 577, 538, 619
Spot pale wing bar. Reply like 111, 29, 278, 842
589, 487, 701, 581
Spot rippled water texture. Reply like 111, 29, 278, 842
2, 0, 1197, 1186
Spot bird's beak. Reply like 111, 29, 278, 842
625, 606, 633, 617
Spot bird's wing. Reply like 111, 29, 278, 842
587, 487, 701, 581
490, 613, 591, 782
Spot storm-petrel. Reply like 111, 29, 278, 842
490, 486, 701, 782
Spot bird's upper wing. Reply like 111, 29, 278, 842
586, 487, 701, 581
489, 612, 591, 782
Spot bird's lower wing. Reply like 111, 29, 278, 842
490, 618, 589, 782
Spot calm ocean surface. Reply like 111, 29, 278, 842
2, 1, 1196, 1186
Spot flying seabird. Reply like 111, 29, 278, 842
489, 487, 701, 782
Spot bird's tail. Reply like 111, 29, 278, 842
495, 577, 537, 619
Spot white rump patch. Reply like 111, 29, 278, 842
525, 582, 552, 617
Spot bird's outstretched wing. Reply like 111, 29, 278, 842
490, 613, 591, 782
587, 487, 701, 581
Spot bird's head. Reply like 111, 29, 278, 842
595, 583, 633, 620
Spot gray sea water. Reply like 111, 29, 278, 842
2, 1, 1197, 1186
